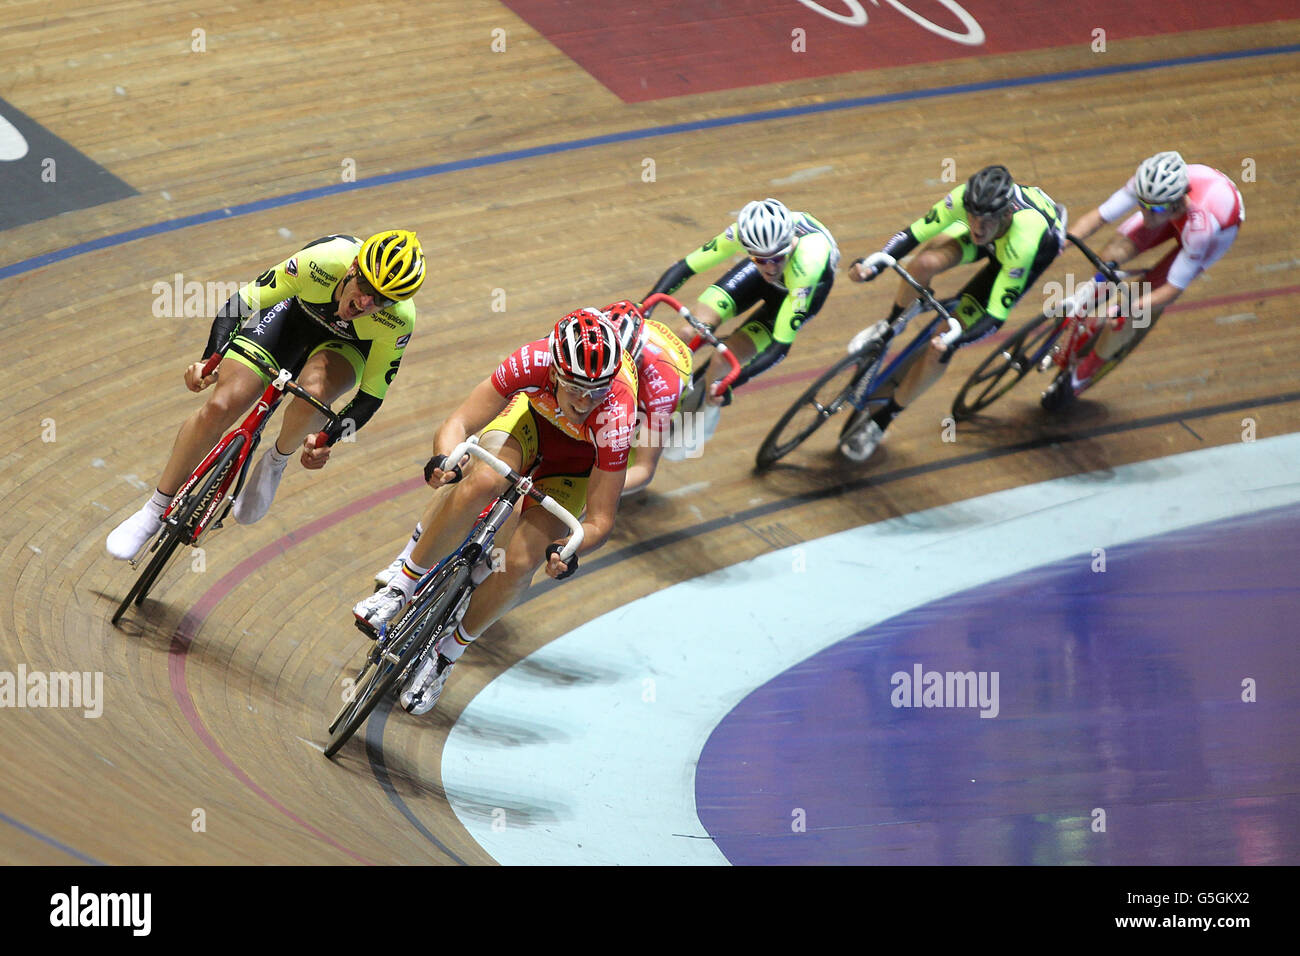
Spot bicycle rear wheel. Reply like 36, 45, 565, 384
111, 434, 245, 625
755, 346, 880, 470
324, 560, 472, 757
951, 312, 1062, 421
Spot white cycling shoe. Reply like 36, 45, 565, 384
847, 321, 889, 355
400, 653, 455, 715
839, 419, 885, 463
353, 586, 408, 638
232, 448, 288, 525
106, 506, 163, 561
373, 555, 405, 591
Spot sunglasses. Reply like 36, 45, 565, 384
749, 243, 793, 267
1137, 198, 1178, 214
556, 376, 613, 402
353, 270, 397, 309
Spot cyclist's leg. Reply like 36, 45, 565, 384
272, 341, 362, 453
456, 433, 593, 646
354, 403, 532, 633
155, 353, 269, 497
689, 259, 767, 358
721, 262, 833, 397
880, 232, 972, 409
106, 354, 267, 558
232, 341, 363, 524
405, 398, 532, 577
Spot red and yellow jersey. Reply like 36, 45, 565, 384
637, 318, 692, 437
492, 337, 639, 471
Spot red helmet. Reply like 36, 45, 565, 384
550, 308, 621, 389
603, 300, 646, 363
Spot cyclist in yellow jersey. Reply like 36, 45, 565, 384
602, 299, 693, 494
645, 198, 839, 410
106, 231, 425, 560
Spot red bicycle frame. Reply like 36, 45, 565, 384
641, 292, 743, 395
163, 353, 331, 543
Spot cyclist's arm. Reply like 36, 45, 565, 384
573, 465, 626, 554
201, 252, 307, 359
432, 376, 510, 460
320, 319, 411, 444
1072, 183, 1137, 241
645, 228, 744, 299
856, 187, 965, 276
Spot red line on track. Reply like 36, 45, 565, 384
166, 475, 425, 864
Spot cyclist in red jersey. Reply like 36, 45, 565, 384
354, 309, 636, 714
602, 299, 693, 494
1061, 151, 1244, 397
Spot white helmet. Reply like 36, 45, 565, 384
1135, 151, 1189, 204
737, 198, 795, 257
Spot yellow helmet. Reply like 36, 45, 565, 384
358, 229, 426, 303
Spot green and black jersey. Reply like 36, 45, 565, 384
202, 234, 417, 442
881, 183, 1064, 323
648, 212, 839, 346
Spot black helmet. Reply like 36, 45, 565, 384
963, 165, 1016, 217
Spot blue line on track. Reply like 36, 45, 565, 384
0, 808, 105, 865
2, 43, 1296, 282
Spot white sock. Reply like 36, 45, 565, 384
147, 488, 172, 516
393, 558, 430, 598
438, 624, 475, 662
268, 441, 293, 465
397, 522, 424, 562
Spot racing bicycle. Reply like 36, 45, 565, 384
111, 351, 340, 625
323, 438, 584, 757
755, 252, 961, 469
951, 235, 1150, 419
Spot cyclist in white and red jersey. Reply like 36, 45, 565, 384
354, 309, 636, 714
602, 299, 693, 494
1062, 151, 1244, 396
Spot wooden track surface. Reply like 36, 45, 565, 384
1, 3, 1298, 864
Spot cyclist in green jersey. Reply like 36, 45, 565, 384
842, 165, 1065, 461
645, 198, 839, 410
106, 230, 425, 561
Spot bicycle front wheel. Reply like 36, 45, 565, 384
755, 348, 878, 470
951, 312, 1061, 421
112, 434, 245, 624
324, 560, 472, 758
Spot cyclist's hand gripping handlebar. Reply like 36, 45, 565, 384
443, 438, 586, 566
860, 252, 962, 346
640, 292, 743, 399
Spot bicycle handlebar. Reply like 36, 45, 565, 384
200, 351, 341, 448
862, 253, 963, 346
640, 293, 743, 393
444, 438, 585, 564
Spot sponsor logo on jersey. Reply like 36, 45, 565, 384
395, 332, 411, 348
372, 314, 400, 329
509, 355, 519, 375
1008, 267, 1025, 279
286, 257, 298, 277
308, 260, 335, 284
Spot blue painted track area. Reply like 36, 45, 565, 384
696, 503, 1300, 865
